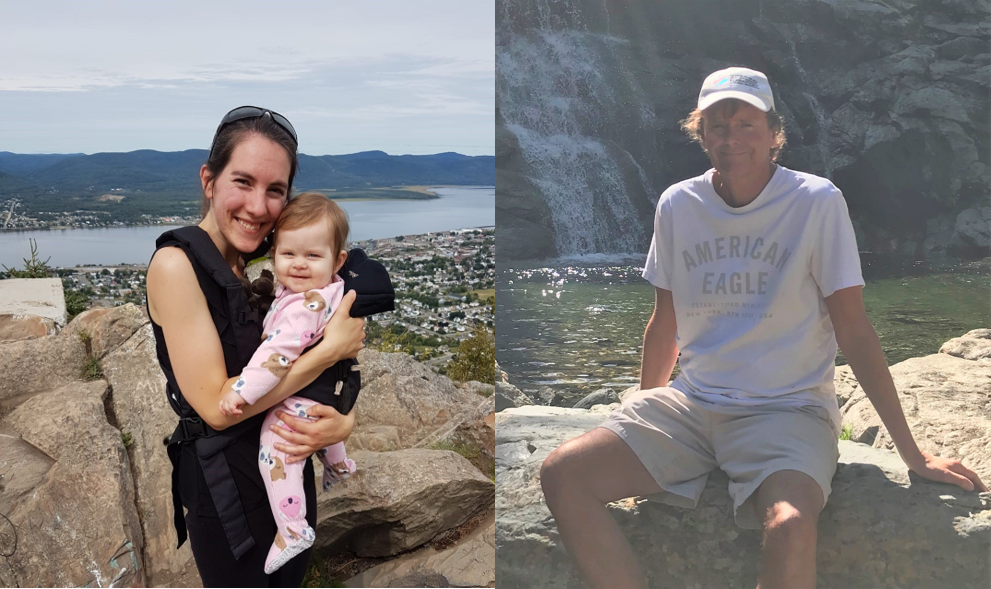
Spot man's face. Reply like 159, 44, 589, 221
700, 100, 778, 178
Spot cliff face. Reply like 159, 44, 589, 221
497, 0, 990, 260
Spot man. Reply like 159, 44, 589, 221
540, 66, 986, 589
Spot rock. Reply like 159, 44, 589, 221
496, 0, 991, 261
939, 329, 991, 361
63, 303, 148, 359
495, 391, 517, 412
496, 405, 990, 588
350, 349, 483, 449
840, 351, 991, 484
461, 380, 496, 398
495, 380, 533, 411
573, 388, 619, 409
619, 383, 641, 401
315, 449, 494, 558
0, 314, 57, 342
952, 206, 991, 256
345, 511, 496, 588
496, 360, 509, 383
0, 278, 66, 329
0, 332, 87, 413
0, 382, 146, 588
101, 323, 200, 587
833, 365, 861, 409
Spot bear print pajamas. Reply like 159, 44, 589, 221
232, 277, 356, 574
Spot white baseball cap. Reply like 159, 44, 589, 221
697, 67, 775, 112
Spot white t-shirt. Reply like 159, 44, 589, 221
642, 165, 864, 434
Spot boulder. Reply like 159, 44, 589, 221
495, 405, 990, 589
63, 303, 148, 359
0, 314, 57, 342
345, 512, 495, 588
939, 328, 991, 361
840, 351, 991, 484
0, 382, 146, 588
349, 349, 483, 449
0, 332, 87, 414
495, 380, 534, 412
0, 278, 66, 328
315, 449, 495, 558
573, 388, 619, 409
101, 323, 200, 587
953, 206, 991, 252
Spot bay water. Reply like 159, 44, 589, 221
0, 186, 493, 268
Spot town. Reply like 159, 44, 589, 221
50, 228, 494, 365
1, 197, 199, 230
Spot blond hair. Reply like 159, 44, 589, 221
680, 99, 787, 162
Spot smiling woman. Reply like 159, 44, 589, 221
145, 106, 367, 587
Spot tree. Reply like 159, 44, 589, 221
445, 324, 494, 384
2, 239, 52, 278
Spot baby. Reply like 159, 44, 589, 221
219, 192, 357, 575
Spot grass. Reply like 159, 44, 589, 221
839, 424, 854, 441
81, 355, 103, 381
121, 431, 133, 448
301, 563, 346, 588
429, 439, 481, 461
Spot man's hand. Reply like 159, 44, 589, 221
908, 450, 987, 492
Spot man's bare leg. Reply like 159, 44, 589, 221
753, 470, 824, 589
541, 427, 665, 589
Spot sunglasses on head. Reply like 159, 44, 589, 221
208, 106, 298, 157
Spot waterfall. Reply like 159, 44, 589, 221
497, 0, 655, 256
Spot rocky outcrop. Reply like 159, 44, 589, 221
316, 449, 494, 558
345, 512, 496, 588
939, 328, 991, 361
0, 381, 145, 588
101, 323, 194, 587
0, 327, 87, 414
841, 343, 991, 484
0, 314, 56, 341
497, 0, 991, 259
496, 405, 990, 589
0, 302, 496, 588
64, 304, 148, 359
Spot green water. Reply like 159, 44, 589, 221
496, 260, 990, 406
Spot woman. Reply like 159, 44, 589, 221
147, 106, 366, 586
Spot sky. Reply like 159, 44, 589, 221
0, 1, 494, 156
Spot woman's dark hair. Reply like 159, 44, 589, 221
680, 100, 787, 162
200, 116, 299, 217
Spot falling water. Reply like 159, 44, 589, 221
497, 0, 655, 256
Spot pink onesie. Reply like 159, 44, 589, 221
232, 276, 356, 574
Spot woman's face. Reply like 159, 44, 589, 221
202, 133, 291, 254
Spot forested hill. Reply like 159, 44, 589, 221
0, 150, 495, 197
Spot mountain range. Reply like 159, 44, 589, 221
0, 149, 495, 198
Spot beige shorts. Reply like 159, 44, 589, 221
599, 386, 839, 530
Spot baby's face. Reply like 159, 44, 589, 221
272, 222, 340, 293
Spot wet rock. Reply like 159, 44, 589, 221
573, 388, 619, 409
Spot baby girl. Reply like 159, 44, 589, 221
218, 192, 357, 574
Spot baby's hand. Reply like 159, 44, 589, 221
219, 390, 245, 416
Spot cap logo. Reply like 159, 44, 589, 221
728, 74, 759, 89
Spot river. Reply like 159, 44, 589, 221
0, 186, 493, 268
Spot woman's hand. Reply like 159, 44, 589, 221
312, 290, 366, 369
270, 403, 357, 464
